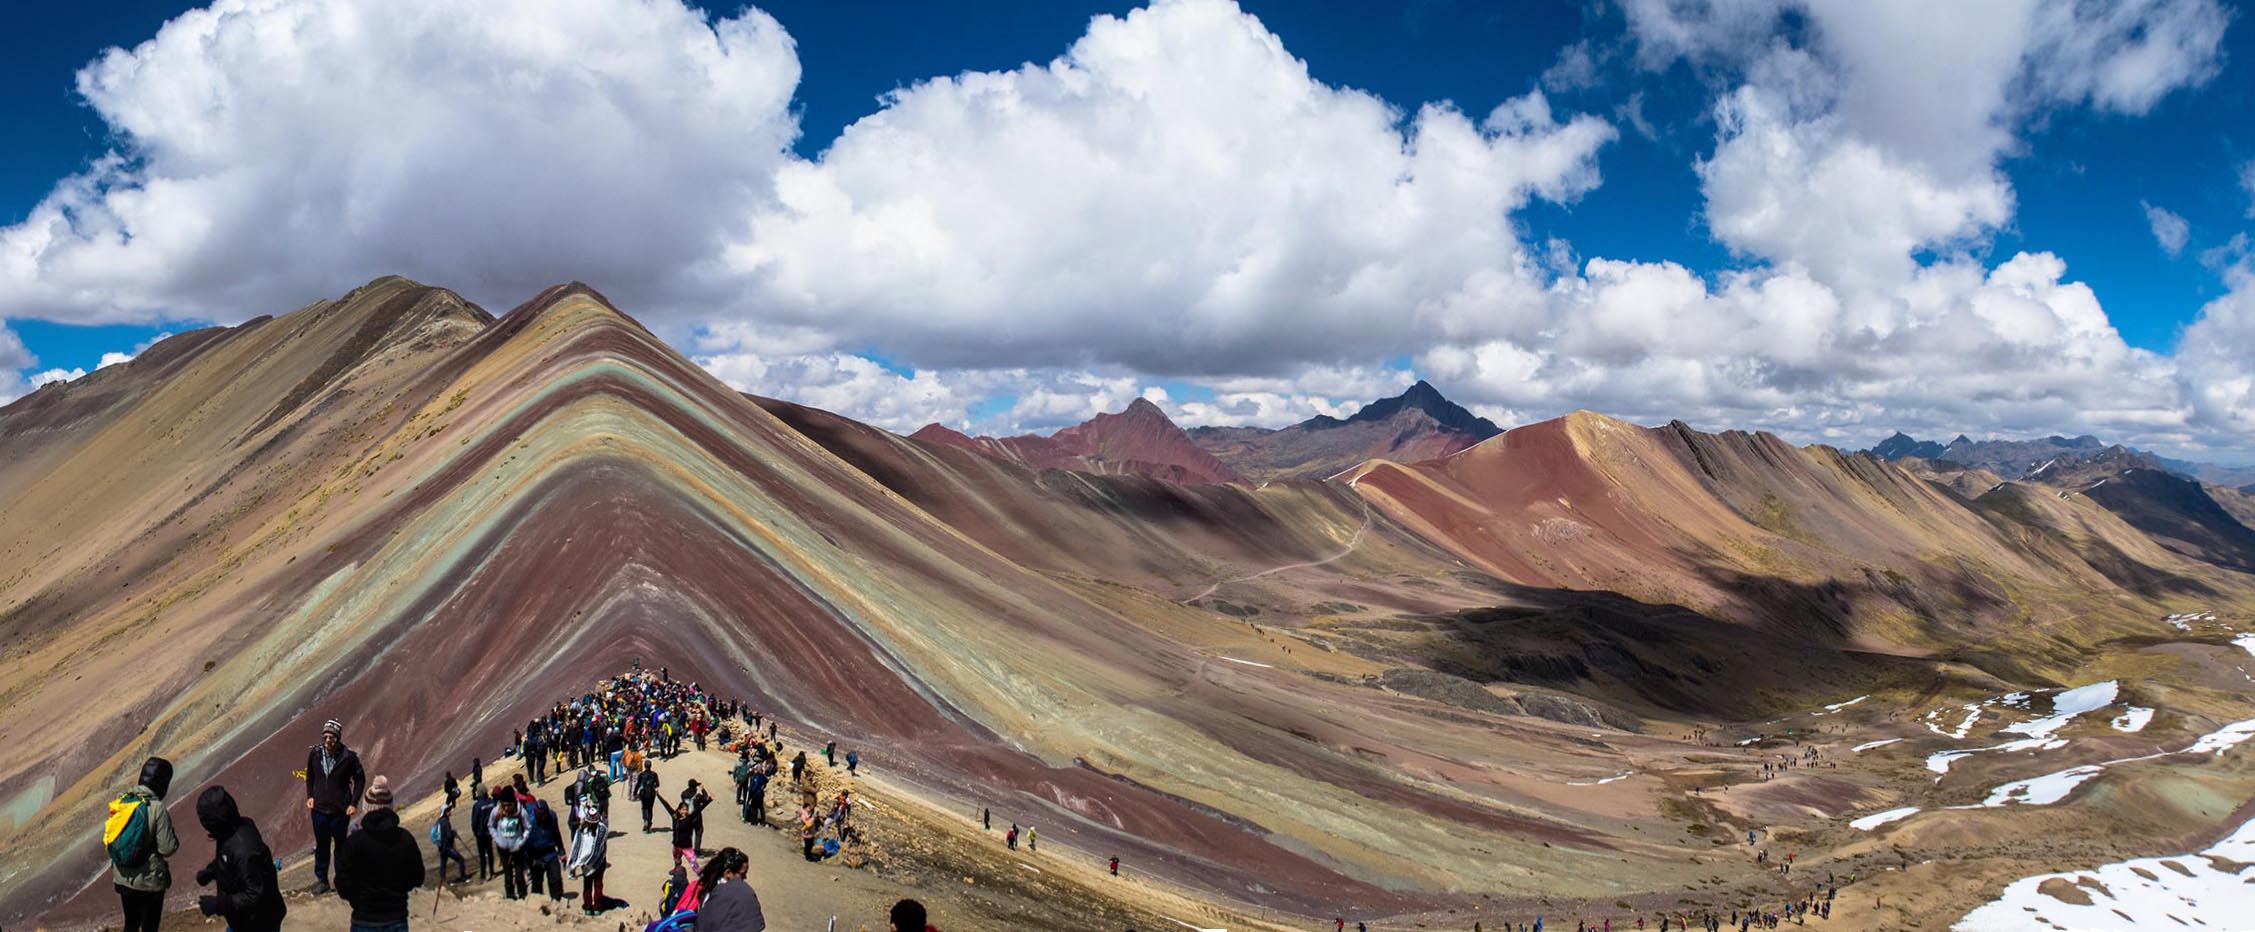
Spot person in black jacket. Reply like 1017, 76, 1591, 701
304, 719, 366, 895
335, 775, 423, 932
469, 791, 497, 880
524, 728, 548, 784
193, 786, 286, 932
522, 796, 566, 901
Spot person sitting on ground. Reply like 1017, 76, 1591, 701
335, 776, 424, 932
694, 848, 765, 932
192, 786, 286, 932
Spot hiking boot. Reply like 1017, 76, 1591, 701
311, 879, 330, 896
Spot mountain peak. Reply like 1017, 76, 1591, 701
1339, 380, 1501, 437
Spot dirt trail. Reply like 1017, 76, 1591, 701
1179, 496, 1372, 604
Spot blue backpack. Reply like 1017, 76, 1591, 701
643, 910, 696, 932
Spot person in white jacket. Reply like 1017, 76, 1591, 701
568, 796, 609, 915
486, 790, 531, 900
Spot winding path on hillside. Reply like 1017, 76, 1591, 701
1178, 496, 1372, 605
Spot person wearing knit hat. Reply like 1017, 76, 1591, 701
363, 775, 394, 809
304, 719, 365, 896
335, 773, 423, 932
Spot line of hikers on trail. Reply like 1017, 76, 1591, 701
99, 668, 946, 932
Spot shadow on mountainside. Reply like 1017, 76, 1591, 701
1322, 571, 2031, 724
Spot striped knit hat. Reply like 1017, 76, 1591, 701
364, 775, 394, 808
322, 719, 344, 738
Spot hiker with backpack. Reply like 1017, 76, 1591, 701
488, 789, 531, 900
304, 719, 366, 896
336, 776, 423, 932
523, 792, 566, 901
692, 848, 766, 931
432, 800, 469, 883
192, 786, 286, 932
106, 756, 179, 932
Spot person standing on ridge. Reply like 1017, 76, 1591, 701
304, 719, 365, 896
335, 775, 423, 932
107, 756, 179, 932
192, 785, 286, 932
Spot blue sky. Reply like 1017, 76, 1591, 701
4, 0, 2255, 460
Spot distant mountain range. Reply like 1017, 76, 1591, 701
1865, 430, 2255, 488
915, 380, 1503, 486
911, 397, 1243, 484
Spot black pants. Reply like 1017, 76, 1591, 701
529, 752, 545, 783
501, 851, 527, 899
751, 791, 767, 825
641, 795, 656, 829
475, 835, 494, 878
529, 856, 563, 900
310, 809, 351, 884
438, 841, 469, 882
117, 885, 163, 932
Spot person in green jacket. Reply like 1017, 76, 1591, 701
112, 756, 180, 932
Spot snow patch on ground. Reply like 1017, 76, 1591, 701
1215, 656, 1274, 669
1975, 765, 2106, 807
1566, 771, 1635, 786
1958, 716, 2255, 809
2234, 634, 2255, 660
2000, 681, 2116, 740
1955, 812, 2255, 931
2185, 717, 2255, 755
1925, 707, 1982, 739
1849, 807, 1920, 830
1815, 695, 1868, 715
1852, 738, 1904, 753
2110, 707, 2153, 732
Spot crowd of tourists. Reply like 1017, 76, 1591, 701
95, 668, 956, 932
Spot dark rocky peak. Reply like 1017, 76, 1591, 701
1335, 380, 1501, 437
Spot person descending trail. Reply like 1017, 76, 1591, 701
336, 776, 423, 932
846, 749, 860, 776
305, 719, 366, 896
107, 756, 178, 932
1006, 823, 1019, 851
432, 800, 470, 883
1109, 856, 1119, 876
191, 786, 286, 932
